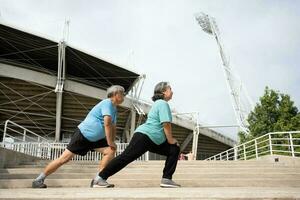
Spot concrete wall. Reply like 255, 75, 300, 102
0, 147, 40, 168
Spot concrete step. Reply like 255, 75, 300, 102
19, 160, 300, 166
2, 172, 300, 179
2, 158, 300, 193
0, 187, 299, 200
1, 178, 300, 188
10, 163, 299, 169
2, 167, 299, 174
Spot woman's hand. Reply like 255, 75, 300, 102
168, 138, 179, 146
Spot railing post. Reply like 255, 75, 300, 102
2, 120, 9, 147
268, 134, 273, 155
226, 151, 229, 161
23, 130, 26, 142
289, 133, 295, 157
255, 139, 258, 159
48, 143, 51, 160
36, 143, 39, 157
243, 144, 247, 160
234, 146, 238, 161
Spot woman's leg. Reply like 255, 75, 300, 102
149, 141, 180, 179
99, 133, 151, 180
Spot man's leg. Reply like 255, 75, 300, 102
94, 147, 116, 172
43, 149, 75, 175
32, 149, 75, 188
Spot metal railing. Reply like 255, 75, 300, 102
206, 131, 300, 161
2, 141, 149, 161
2, 120, 50, 143
1, 120, 149, 161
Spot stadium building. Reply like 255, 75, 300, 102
0, 22, 235, 160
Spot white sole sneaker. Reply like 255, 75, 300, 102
92, 183, 115, 188
160, 183, 180, 188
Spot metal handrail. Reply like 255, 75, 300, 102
2, 120, 50, 144
206, 131, 300, 161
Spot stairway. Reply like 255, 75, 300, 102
0, 157, 300, 199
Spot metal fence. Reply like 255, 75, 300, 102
1, 120, 148, 161
206, 131, 300, 161
1, 142, 149, 161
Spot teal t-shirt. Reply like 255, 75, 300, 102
78, 99, 117, 142
135, 99, 172, 145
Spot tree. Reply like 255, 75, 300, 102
239, 87, 300, 143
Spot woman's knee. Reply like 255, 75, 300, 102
170, 145, 180, 155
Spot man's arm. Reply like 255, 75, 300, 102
104, 115, 116, 150
112, 124, 117, 141
163, 122, 178, 145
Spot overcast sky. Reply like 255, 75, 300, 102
1, 0, 299, 140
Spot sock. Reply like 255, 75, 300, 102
94, 173, 100, 182
35, 172, 46, 182
95, 173, 106, 182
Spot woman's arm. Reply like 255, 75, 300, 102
163, 122, 178, 145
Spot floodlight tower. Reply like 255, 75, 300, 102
195, 12, 254, 134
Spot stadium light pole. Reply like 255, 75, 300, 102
195, 12, 254, 134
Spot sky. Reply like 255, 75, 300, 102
0, 0, 299, 141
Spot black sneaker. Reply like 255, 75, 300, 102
160, 178, 181, 188
32, 179, 47, 188
90, 178, 114, 188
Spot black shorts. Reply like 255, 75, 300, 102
66, 128, 109, 156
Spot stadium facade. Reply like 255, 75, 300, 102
0, 22, 236, 160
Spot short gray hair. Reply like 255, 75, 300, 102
151, 82, 170, 101
107, 85, 125, 98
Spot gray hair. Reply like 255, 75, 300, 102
151, 82, 170, 101
107, 85, 125, 98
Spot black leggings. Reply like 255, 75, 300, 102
99, 132, 180, 180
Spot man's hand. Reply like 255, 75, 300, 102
108, 142, 117, 150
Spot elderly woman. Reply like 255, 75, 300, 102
32, 85, 125, 188
92, 82, 180, 188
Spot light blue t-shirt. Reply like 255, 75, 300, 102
135, 99, 172, 145
78, 99, 117, 142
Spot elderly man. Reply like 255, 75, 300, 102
32, 85, 125, 188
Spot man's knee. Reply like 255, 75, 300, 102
104, 147, 116, 156
58, 151, 73, 165
58, 156, 71, 165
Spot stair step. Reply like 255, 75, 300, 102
0, 187, 299, 200
2, 173, 300, 179
1, 168, 299, 174
10, 163, 299, 168
1, 178, 300, 189
2, 159, 300, 195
